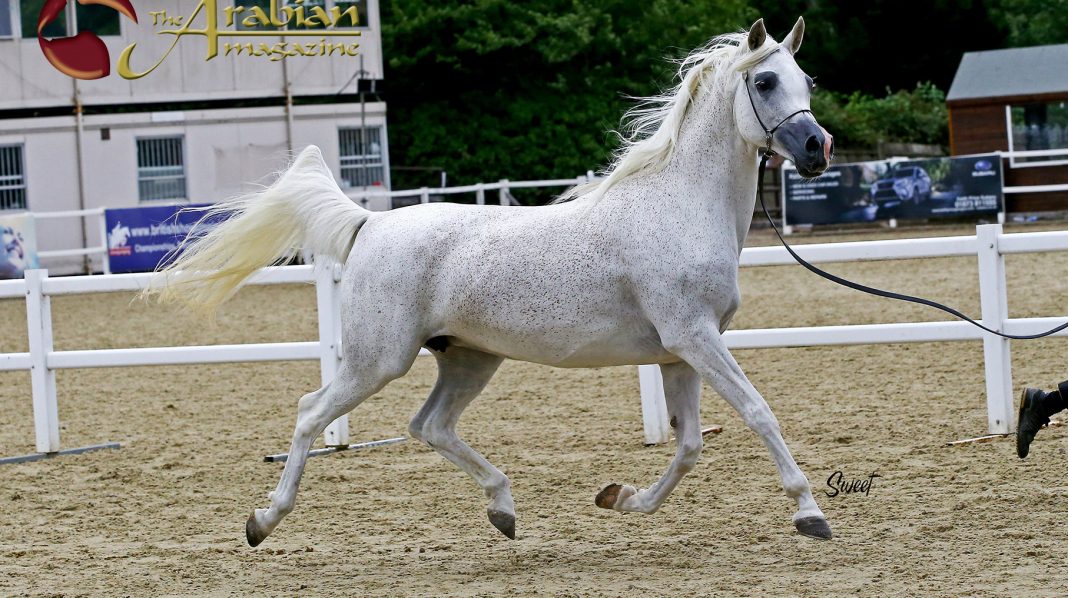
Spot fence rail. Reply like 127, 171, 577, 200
638, 223, 1068, 444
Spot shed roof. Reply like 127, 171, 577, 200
947, 44, 1068, 102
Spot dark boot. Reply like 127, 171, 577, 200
1016, 383, 1068, 459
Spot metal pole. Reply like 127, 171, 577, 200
73, 87, 91, 273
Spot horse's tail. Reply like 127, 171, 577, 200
148, 145, 369, 316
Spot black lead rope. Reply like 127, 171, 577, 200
755, 153, 1068, 340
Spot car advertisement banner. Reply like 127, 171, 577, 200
0, 213, 39, 279
783, 153, 1003, 226
105, 204, 215, 273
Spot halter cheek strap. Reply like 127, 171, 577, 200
743, 70, 812, 157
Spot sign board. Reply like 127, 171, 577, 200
105, 204, 215, 273
783, 153, 1003, 226
0, 213, 39, 279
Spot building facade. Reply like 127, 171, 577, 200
947, 44, 1068, 214
0, 0, 389, 273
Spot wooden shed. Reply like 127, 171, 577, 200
947, 44, 1068, 213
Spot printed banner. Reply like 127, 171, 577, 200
0, 213, 39, 279
783, 154, 1003, 226
105, 204, 215, 273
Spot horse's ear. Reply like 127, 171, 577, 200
747, 18, 767, 52
781, 16, 805, 54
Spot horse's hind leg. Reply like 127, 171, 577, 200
245, 353, 413, 547
408, 347, 514, 538
596, 361, 703, 514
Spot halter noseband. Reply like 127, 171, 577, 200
743, 70, 812, 157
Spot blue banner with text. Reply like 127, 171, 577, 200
105, 204, 215, 274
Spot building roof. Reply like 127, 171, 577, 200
947, 44, 1068, 102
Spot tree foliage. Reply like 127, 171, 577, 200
382, 0, 754, 189
381, 1, 1065, 189
811, 83, 949, 150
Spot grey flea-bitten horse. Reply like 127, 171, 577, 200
152, 17, 835, 546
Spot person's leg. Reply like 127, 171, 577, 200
1016, 380, 1068, 459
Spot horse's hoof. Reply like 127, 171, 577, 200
794, 516, 833, 540
246, 511, 268, 547
488, 509, 516, 540
595, 483, 623, 509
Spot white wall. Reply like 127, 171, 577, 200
0, 101, 388, 274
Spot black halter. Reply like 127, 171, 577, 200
743, 70, 812, 157
744, 70, 1068, 341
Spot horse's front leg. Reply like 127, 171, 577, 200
668, 324, 831, 539
596, 361, 702, 514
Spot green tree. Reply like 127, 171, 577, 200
989, 0, 1068, 46
382, 0, 755, 193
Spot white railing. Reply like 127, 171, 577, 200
344, 173, 597, 207
33, 207, 110, 274
27, 175, 600, 274
0, 260, 410, 461
638, 223, 1068, 444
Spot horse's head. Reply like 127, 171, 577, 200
733, 17, 833, 178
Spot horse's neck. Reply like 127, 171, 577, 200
655, 90, 759, 252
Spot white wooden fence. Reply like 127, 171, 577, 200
0, 260, 378, 462
3, 224, 1067, 460
638, 223, 1068, 444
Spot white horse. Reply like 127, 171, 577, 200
152, 17, 835, 545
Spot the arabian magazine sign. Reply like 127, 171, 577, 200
105, 205, 219, 273
782, 154, 1003, 226
37, 0, 364, 81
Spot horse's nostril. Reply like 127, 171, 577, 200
805, 135, 821, 154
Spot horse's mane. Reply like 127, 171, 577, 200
555, 32, 780, 204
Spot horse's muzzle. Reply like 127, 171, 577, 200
777, 120, 832, 178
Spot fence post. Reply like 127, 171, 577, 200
420, 187, 430, 204
977, 224, 1013, 434
475, 183, 485, 205
317, 260, 349, 446
498, 180, 510, 206
97, 210, 110, 275
26, 270, 60, 453
637, 364, 670, 445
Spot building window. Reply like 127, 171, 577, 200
75, 0, 120, 35
1, 0, 14, 38
1008, 102, 1068, 167
339, 127, 385, 188
137, 137, 187, 202
0, 145, 26, 211
333, 0, 368, 28
21, 0, 65, 38
287, 0, 366, 29
16, 0, 120, 38
233, 0, 279, 31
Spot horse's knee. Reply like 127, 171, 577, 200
741, 405, 780, 437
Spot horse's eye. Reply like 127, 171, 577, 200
754, 73, 777, 92
806, 75, 816, 90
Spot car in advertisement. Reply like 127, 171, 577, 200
870, 165, 932, 206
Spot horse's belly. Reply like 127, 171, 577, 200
447, 313, 678, 368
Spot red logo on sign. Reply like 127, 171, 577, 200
38, 0, 138, 80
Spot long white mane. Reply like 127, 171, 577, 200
557, 32, 780, 203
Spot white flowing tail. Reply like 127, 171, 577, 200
150, 145, 369, 316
